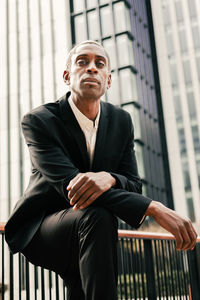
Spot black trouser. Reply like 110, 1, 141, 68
22, 207, 119, 300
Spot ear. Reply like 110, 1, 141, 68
107, 73, 112, 90
63, 70, 70, 85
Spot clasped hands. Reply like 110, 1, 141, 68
67, 171, 116, 210
67, 171, 198, 251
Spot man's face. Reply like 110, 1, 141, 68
63, 44, 111, 100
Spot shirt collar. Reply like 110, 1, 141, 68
69, 96, 101, 130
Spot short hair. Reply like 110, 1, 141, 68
65, 40, 111, 72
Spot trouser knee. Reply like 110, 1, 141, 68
79, 207, 118, 239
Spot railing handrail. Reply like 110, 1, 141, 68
1, 222, 200, 242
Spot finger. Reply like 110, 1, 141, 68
184, 222, 197, 250
67, 173, 83, 191
73, 187, 97, 210
174, 231, 184, 250
68, 176, 90, 200
78, 192, 100, 210
68, 180, 92, 205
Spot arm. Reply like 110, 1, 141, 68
22, 113, 79, 201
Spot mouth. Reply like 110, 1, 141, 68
82, 78, 100, 84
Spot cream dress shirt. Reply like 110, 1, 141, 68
69, 97, 100, 168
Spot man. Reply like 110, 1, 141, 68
5, 40, 197, 300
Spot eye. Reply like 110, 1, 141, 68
77, 59, 88, 66
96, 61, 105, 68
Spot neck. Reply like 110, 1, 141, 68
71, 93, 100, 121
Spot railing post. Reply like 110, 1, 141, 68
143, 239, 157, 300
188, 244, 200, 300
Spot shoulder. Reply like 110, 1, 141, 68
21, 95, 65, 124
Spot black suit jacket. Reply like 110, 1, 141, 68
5, 92, 151, 254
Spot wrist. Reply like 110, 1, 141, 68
145, 200, 162, 217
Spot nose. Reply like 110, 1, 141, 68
86, 61, 98, 74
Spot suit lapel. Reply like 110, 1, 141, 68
91, 101, 109, 171
59, 93, 90, 170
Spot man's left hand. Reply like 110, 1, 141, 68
67, 172, 116, 210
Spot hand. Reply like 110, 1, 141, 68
146, 201, 197, 251
67, 172, 116, 210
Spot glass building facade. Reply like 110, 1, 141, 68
151, 0, 200, 228
0, 0, 175, 297
70, 0, 173, 214
0, 0, 173, 224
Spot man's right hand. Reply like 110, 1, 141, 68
145, 201, 197, 251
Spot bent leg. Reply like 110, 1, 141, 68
22, 207, 118, 300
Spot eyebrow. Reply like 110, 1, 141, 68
76, 54, 106, 60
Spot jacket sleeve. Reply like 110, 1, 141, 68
110, 114, 142, 194
22, 113, 80, 202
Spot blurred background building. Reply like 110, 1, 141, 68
0, 0, 199, 232
151, 0, 200, 228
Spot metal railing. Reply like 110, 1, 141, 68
1, 223, 200, 300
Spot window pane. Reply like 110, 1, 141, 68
186, 92, 196, 120
100, 6, 113, 37
74, 15, 87, 43
166, 33, 175, 57
119, 69, 138, 102
173, 95, 182, 121
73, 0, 85, 13
186, 197, 195, 222
122, 104, 141, 140
106, 71, 120, 105
99, 0, 109, 4
196, 57, 200, 80
175, 1, 183, 23
178, 30, 188, 53
178, 128, 187, 156
88, 10, 100, 40
87, 0, 98, 9
170, 64, 178, 87
162, 4, 171, 26
192, 26, 200, 49
196, 160, 200, 187
116, 34, 134, 67
187, 0, 197, 19
103, 38, 117, 70
113, 2, 131, 33
183, 60, 192, 85
182, 161, 191, 191
135, 143, 145, 179
192, 126, 200, 154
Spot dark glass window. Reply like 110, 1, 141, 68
192, 125, 200, 154
186, 92, 196, 120
182, 161, 191, 191
178, 128, 187, 156
186, 197, 195, 222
